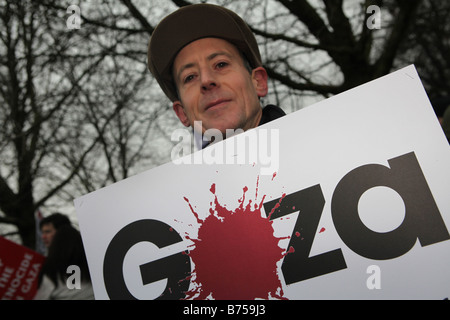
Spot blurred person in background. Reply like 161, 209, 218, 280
34, 224, 94, 300
39, 212, 71, 250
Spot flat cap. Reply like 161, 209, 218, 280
147, 4, 262, 102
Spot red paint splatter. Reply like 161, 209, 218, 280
184, 197, 203, 224
319, 227, 326, 233
266, 192, 286, 220
184, 183, 287, 300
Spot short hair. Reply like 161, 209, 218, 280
39, 212, 71, 230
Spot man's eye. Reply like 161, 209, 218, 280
184, 74, 195, 83
216, 62, 228, 69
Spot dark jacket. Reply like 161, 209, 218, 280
259, 104, 286, 126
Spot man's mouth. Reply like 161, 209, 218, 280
205, 99, 231, 111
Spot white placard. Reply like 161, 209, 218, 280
75, 65, 450, 300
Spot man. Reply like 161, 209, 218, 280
147, 3, 285, 143
39, 212, 71, 249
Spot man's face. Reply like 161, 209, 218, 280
41, 223, 56, 248
172, 38, 268, 134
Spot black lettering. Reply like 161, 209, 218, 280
139, 250, 190, 300
103, 219, 191, 300
264, 185, 347, 285
331, 152, 450, 260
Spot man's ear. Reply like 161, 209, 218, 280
173, 101, 191, 127
252, 67, 269, 98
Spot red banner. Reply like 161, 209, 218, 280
0, 236, 46, 300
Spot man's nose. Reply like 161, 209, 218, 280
200, 69, 218, 92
